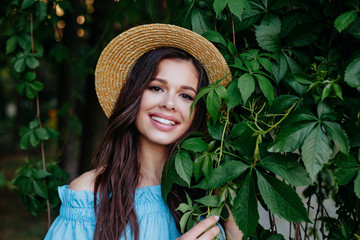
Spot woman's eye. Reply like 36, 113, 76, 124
181, 94, 194, 101
149, 86, 163, 92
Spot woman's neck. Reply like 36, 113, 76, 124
137, 136, 170, 188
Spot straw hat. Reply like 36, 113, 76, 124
95, 23, 232, 118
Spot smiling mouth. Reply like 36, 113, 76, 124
151, 116, 176, 126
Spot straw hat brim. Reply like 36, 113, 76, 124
95, 23, 232, 118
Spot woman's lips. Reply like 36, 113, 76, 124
149, 114, 179, 131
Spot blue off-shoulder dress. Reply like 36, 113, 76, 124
44, 185, 181, 240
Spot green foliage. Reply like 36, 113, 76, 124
160, 0, 360, 238
11, 160, 69, 216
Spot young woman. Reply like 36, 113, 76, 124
45, 24, 243, 240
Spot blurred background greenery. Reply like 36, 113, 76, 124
0, 0, 175, 238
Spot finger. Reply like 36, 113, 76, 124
183, 216, 219, 238
197, 225, 220, 240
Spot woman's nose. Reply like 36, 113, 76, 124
160, 93, 176, 111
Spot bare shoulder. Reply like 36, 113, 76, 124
68, 169, 98, 192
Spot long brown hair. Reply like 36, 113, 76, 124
92, 47, 209, 240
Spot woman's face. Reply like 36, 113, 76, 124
135, 58, 199, 146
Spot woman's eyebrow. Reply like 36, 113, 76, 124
152, 78, 197, 94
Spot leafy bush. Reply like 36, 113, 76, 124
161, 0, 360, 239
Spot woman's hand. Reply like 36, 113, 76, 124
176, 216, 220, 240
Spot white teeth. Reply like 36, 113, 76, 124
151, 116, 176, 126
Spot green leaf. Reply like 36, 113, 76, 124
25, 72, 36, 81
207, 121, 223, 140
226, 79, 242, 110
190, 86, 211, 115
215, 85, 228, 102
334, 10, 358, 32
26, 57, 40, 69
232, 173, 258, 237
195, 195, 219, 207
32, 180, 48, 199
346, 15, 360, 40
322, 121, 349, 156
354, 171, 360, 198
228, 122, 248, 140
293, 73, 312, 84
193, 154, 205, 181
20, 131, 31, 150
176, 203, 192, 213
213, 0, 227, 18
228, 40, 237, 56
317, 102, 332, 119
30, 81, 43, 91
14, 58, 26, 72
255, 74, 274, 105
202, 31, 227, 46
36, 1, 47, 21
228, 0, 244, 20
202, 155, 212, 180
20, 0, 35, 10
175, 151, 194, 187
272, 51, 288, 82
268, 121, 317, 153
285, 54, 302, 74
228, 124, 257, 158
195, 160, 249, 189
206, 90, 221, 122
238, 73, 255, 104
181, 138, 208, 153
34, 127, 49, 141
269, 95, 300, 114
145, 0, 154, 19
258, 57, 273, 74
25, 85, 37, 99
191, 8, 211, 35
286, 24, 321, 47
179, 211, 192, 234
29, 119, 39, 129
33, 169, 51, 179
255, 23, 281, 52
16, 35, 31, 52
301, 125, 333, 182
334, 154, 359, 185
16, 82, 26, 95
262, 154, 311, 187
29, 132, 39, 146
344, 57, 360, 92
257, 171, 311, 222
321, 84, 332, 101
6, 36, 17, 54
332, 83, 344, 100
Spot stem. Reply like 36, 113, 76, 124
218, 111, 229, 164
304, 195, 312, 239
263, 99, 301, 135
269, 211, 274, 233
222, 151, 247, 161
295, 222, 301, 240
183, 0, 195, 26
231, 13, 236, 46
30, 13, 34, 55
31, 12, 51, 230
